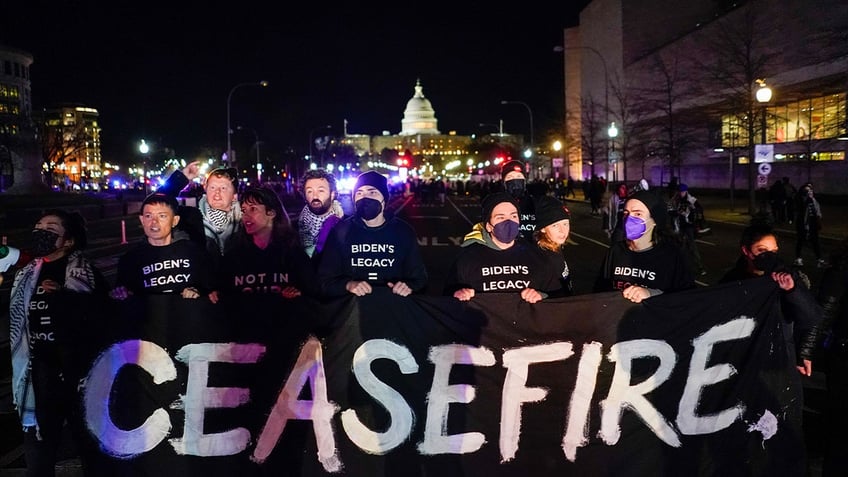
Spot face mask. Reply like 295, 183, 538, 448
752, 251, 782, 273
624, 215, 648, 241
30, 229, 61, 257
504, 179, 525, 197
355, 197, 382, 221
491, 220, 520, 243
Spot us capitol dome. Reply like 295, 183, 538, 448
399, 78, 440, 136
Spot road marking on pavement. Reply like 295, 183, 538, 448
448, 198, 475, 226
570, 232, 610, 249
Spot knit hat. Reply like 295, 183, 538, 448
679, 183, 688, 192
481, 192, 518, 223
627, 190, 667, 227
534, 195, 571, 229
500, 160, 525, 180
354, 171, 389, 201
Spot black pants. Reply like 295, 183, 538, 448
26, 360, 111, 477
795, 225, 822, 260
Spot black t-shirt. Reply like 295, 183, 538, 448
219, 239, 319, 297
594, 240, 695, 293
444, 239, 560, 295
116, 239, 213, 295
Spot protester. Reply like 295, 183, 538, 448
217, 185, 318, 299
533, 195, 574, 297
9, 209, 111, 476
444, 192, 560, 303
499, 159, 537, 241
669, 183, 707, 276
587, 174, 604, 215
297, 168, 344, 263
815, 236, 848, 476
793, 182, 826, 268
593, 189, 694, 302
159, 162, 243, 258
717, 223, 824, 470
317, 170, 428, 298
111, 192, 213, 300
602, 182, 628, 243
768, 177, 788, 224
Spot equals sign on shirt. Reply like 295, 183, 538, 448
368, 272, 378, 281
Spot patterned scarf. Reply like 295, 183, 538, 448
298, 200, 343, 251
9, 251, 97, 433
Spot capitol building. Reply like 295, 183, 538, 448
336, 79, 524, 179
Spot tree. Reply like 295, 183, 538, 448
580, 97, 604, 179
40, 120, 89, 188
634, 52, 702, 189
698, 4, 776, 215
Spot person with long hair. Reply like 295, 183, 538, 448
533, 195, 573, 297
9, 209, 111, 476
217, 185, 318, 299
593, 190, 695, 302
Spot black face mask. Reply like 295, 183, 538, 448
752, 251, 783, 273
30, 229, 61, 257
355, 197, 383, 221
504, 179, 526, 198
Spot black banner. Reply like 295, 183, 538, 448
80, 277, 803, 476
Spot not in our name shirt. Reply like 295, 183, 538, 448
595, 240, 695, 293
116, 238, 213, 295
219, 239, 319, 297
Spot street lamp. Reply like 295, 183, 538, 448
607, 122, 619, 182
226, 80, 269, 168
237, 126, 261, 184
309, 124, 332, 167
747, 79, 773, 214
138, 139, 150, 194
552, 140, 563, 180
501, 100, 534, 156
478, 120, 504, 136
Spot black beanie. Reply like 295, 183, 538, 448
354, 171, 389, 201
534, 195, 571, 229
500, 160, 525, 180
628, 190, 667, 227
481, 192, 518, 223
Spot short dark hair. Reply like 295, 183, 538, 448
739, 223, 776, 249
39, 208, 88, 251
300, 168, 337, 195
142, 192, 180, 215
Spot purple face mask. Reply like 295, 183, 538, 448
624, 215, 648, 241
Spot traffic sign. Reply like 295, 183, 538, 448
758, 162, 772, 175
757, 174, 768, 187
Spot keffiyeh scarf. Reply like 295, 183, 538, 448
10, 251, 97, 432
298, 200, 344, 252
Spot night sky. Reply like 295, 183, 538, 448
3, 2, 589, 164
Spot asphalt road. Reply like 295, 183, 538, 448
1, 190, 838, 475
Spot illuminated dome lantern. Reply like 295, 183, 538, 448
399, 79, 440, 136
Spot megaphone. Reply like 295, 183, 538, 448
630, 178, 650, 194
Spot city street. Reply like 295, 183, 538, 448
1, 187, 843, 475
